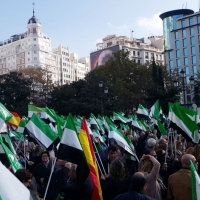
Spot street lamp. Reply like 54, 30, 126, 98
180, 69, 186, 106
99, 81, 108, 116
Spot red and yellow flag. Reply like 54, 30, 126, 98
79, 117, 103, 200
7, 112, 21, 128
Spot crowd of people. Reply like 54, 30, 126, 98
2, 128, 199, 200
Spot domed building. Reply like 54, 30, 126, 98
0, 9, 90, 85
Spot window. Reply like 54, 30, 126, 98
28, 58, 30, 61
193, 66, 197, 74
192, 56, 196, 64
133, 51, 135, 56
33, 38, 36, 41
190, 37, 195, 45
145, 52, 148, 59
169, 51, 173, 59
182, 20, 186, 28
190, 27, 194, 35
176, 59, 181, 67
191, 46, 196, 54
175, 41, 179, 49
184, 57, 188, 65
199, 36, 200, 43
169, 60, 173, 68
151, 53, 154, 58
182, 29, 186, 37
34, 51, 36, 54
176, 50, 180, 58
189, 18, 193, 26
198, 16, 200, 24
138, 60, 140, 64
137, 51, 140, 56
34, 57, 37, 61
185, 67, 189, 75
183, 39, 187, 47
175, 31, 179, 39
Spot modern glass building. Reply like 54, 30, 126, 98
160, 9, 194, 51
159, 9, 200, 105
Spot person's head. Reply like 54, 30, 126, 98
40, 151, 50, 163
145, 149, 157, 158
20, 142, 28, 151
187, 141, 194, 148
147, 138, 157, 149
15, 169, 33, 188
109, 159, 125, 181
158, 138, 167, 146
108, 144, 119, 162
181, 154, 198, 170
176, 141, 183, 151
185, 147, 194, 155
130, 172, 147, 194
69, 164, 77, 180
193, 144, 200, 159
34, 145, 44, 156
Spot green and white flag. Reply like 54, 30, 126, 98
0, 162, 33, 200
171, 103, 198, 140
113, 112, 130, 123
10, 130, 25, 140
1, 134, 16, 154
190, 160, 200, 200
108, 125, 134, 156
150, 100, 160, 119
0, 103, 12, 131
16, 120, 27, 134
26, 113, 59, 148
157, 120, 167, 136
136, 104, 149, 119
28, 104, 47, 118
0, 138, 23, 172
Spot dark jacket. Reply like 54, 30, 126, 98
101, 177, 129, 200
113, 191, 155, 200
64, 176, 93, 200
46, 166, 69, 200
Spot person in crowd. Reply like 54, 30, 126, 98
136, 131, 154, 159
167, 154, 198, 200
63, 164, 93, 200
193, 144, 200, 175
175, 141, 183, 161
32, 145, 46, 166
139, 154, 162, 200
156, 138, 167, 151
33, 151, 58, 198
15, 169, 40, 200
101, 159, 129, 200
102, 144, 119, 174
113, 172, 155, 200
18, 142, 35, 173
46, 159, 70, 200
185, 147, 194, 155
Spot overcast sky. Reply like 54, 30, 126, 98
0, 0, 199, 57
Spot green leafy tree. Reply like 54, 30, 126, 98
0, 71, 32, 116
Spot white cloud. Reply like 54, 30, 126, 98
137, 12, 163, 35
96, 38, 102, 43
107, 22, 129, 30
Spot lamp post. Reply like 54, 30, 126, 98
180, 69, 186, 106
99, 81, 108, 116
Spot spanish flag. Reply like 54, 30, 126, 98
79, 117, 103, 200
7, 112, 21, 128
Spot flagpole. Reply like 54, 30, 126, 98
173, 131, 177, 159
94, 153, 103, 175
43, 157, 57, 200
92, 140, 106, 175
24, 139, 26, 169
164, 129, 170, 163
170, 129, 174, 158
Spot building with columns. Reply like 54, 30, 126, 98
0, 10, 90, 85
